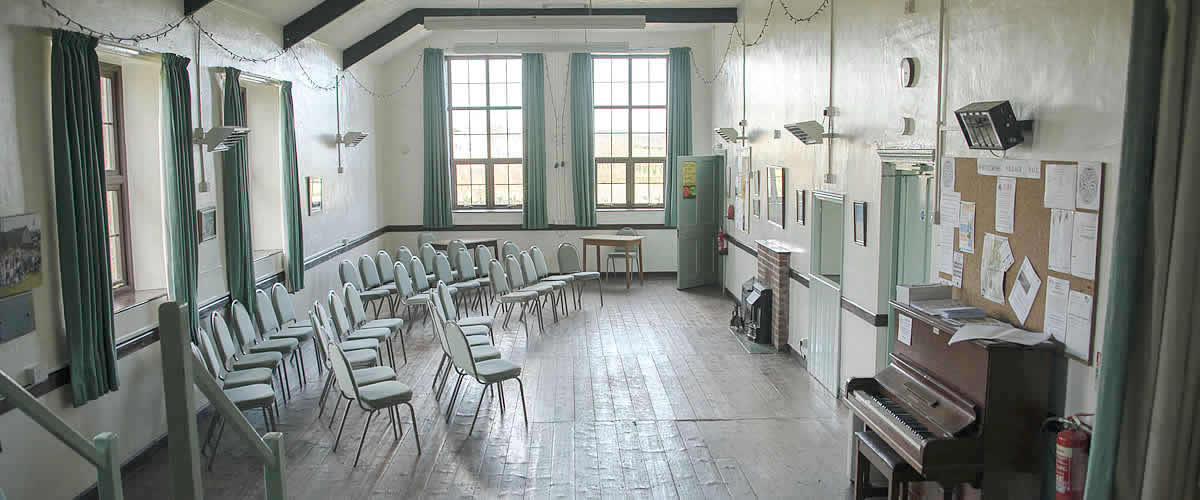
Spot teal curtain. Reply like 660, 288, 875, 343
569, 53, 596, 227
51, 30, 119, 406
664, 47, 693, 228
221, 67, 255, 309
280, 81, 305, 292
161, 53, 200, 340
521, 54, 549, 229
423, 48, 453, 228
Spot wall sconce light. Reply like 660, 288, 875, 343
192, 126, 250, 152
337, 131, 369, 147
714, 127, 746, 144
783, 121, 831, 145
954, 100, 1033, 151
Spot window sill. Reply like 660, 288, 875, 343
597, 208, 665, 213
113, 288, 168, 315
453, 209, 522, 214
253, 249, 283, 262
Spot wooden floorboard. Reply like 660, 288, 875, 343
119, 277, 852, 499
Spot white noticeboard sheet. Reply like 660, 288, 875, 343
995, 177, 1016, 234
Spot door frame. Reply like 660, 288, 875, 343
808, 190, 845, 395
876, 149, 936, 370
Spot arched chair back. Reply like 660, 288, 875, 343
254, 289, 283, 335
446, 240, 467, 271
417, 232, 436, 247
394, 261, 416, 298
519, 252, 540, 285
530, 247, 552, 279
476, 245, 494, 277
230, 301, 263, 348
502, 241, 521, 264
489, 259, 510, 295
395, 246, 415, 267
376, 250, 396, 285
434, 252, 455, 284
327, 291, 355, 339
506, 255, 527, 289
339, 260, 366, 290
210, 312, 241, 362
557, 243, 583, 273
270, 283, 300, 325
358, 255, 384, 289
410, 257, 432, 293
456, 248, 478, 280
420, 243, 437, 272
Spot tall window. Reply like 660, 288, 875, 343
594, 55, 668, 208
100, 64, 133, 292
448, 56, 523, 209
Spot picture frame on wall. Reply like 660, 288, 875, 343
197, 207, 217, 242
853, 201, 867, 246
766, 165, 786, 228
0, 213, 43, 298
308, 176, 323, 215
796, 189, 806, 225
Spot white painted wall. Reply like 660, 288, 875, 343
714, 0, 1130, 422
244, 81, 285, 253
0, 1, 386, 497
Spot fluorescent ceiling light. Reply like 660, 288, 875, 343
454, 41, 630, 54
424, 15, 646, 31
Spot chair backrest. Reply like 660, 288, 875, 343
489, 259, 510, 295
529, 246, 552, 279
557, 243, 583, 273
358, 254, 383, 289
309, 308, 336, 371
502, 241, 521, 263
446, 240, 466, 270
427, 283, 453, 356
339, 260, 365, 290
476, 245, 493, 277
506, 255, 527, 288
443, 322, 478, 378
396, 246, 415, 267
618, 226, 638, 236
270, 283, 299, 325
327, 342, 359, 401
410, 257, 431, 292
343, 283, 370, 327
230, 301, 262, 348
376, 250, 396, 284
436, 281, 458, 320
210, 312, 242, 360
254, 289, 282, 335
191, 343, 216, 379
519, 252, 540, 285
456, 248, 477, 280
196, 326, 228, 378
393, 261, 416, 298
434, 252, 455, 284
327, 291, 354, 338
419, 243, 436, 271
417, 232, 436, 247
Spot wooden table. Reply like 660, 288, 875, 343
430, 237, 500, 257
581, 234, 645, 289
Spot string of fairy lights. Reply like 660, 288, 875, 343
43, 0, 830, 93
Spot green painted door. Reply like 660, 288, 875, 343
676, 155, 722, 289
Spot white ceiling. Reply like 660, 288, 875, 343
216, 0, 735, 65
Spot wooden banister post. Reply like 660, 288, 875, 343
263, 432, 287, 500
93, 432, 123, 500
158, 302, 203, 500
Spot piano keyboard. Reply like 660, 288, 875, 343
855, 390, 939, 443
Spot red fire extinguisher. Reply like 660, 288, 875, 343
1050, 414, 1093, 500
717, 231, 728, 255
727, 204, 735, 220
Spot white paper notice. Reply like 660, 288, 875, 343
1071, 212, 1099, 280
1076, 162, 1103, 211
949, 322, 1051, 346
1044, 164, 1078, 210
1066, 290, 1094, 359
937, 224, 955, 275
1044, 276, 1071, 343
1049, 209, 1075, 274
952, 252, 964, 288
981, 233, 1011, 304
1008, 257, 1042, 325
898, 315, 913, 346
941, 157, 956, 191
940, 191, 961, 229
959, 202, 976, 253
995, 177, 1016, 233
978, 158, 1041, 179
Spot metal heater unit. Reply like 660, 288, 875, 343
740, 279, 773, 345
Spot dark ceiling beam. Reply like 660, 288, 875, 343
342, 7, 738, 68
284, 0, 368, 49
184, 0, 216, 16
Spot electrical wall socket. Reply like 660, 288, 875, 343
22, 364, 45, 387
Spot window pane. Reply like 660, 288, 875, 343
631, 58, 649, 82
631, 109, 649, 133
457, 165, 471, 184
451, 110, 469, 134
103, 124, 117, 171
649, 82, 666, 106
508, 134, 522, 158
510, 186, 523, 205
469, 83, 486, 106
610, 80, 629, 106
472, 185, 487, 205
451, 83, 468, 106
469, 110, 487, 134
468, 59, 486, 83
457, 185, 472, 205
649, 108, 667, 133
450, 59, 469, 84
100, 76, 113, 121
109, 236, 124, 285
490, 110, 508, 134
472, 164, 486, 180
508, 60, 522, 82
106, 190, 121, 235
489, 58, 507, 84
594, 82, 611, 106
649, 58, 667, 82
610, 133, 629, 157
495, 187, 509, 206
610, 109, 629, 132
470, 135, 488, 158
508, 164, 522, 184
491, 134, 508, 158
649, 133, 666, 157
490, 82, 508, 106
611, 58, 628, 81
634, 184, 649, 204
594, 59, 610, 82
612, 164, 626, 184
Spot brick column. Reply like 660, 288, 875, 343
755, 240, 791, 350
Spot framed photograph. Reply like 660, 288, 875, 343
766, 166, 786, 228
752, 199, 761, 218
308, 176, 323, 215
853, 201, 867, 246
0, 213, 42, 298
796, 189, 806, 225
197, 207, 217, 242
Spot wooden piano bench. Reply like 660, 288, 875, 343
854, 431, 929, 500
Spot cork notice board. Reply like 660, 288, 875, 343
938, 158, 1102, 364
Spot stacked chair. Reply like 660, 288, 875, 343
393, 259, 432, 332
489, 258, 543, 336
191, 337, 278, 470
311, 305, 385, 418
358, 254, 399, 316
435, 251, 481, 315
254, 289, 314, 383
508, 254, 560, 324
428, 282, 501, 406
557, 242, 603, 307
329, 291, 397, 368
340, 260, 389, 317
344, 283, 407, 364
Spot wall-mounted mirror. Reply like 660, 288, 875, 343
766, 165, 786, 228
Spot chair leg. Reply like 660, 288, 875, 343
516, 377, 529, 426
353, 410, 376, 467
406, 403, 422, 453
397, 331, 407, 364
318, 374, 334, 418
498, 380, 506, 415
329, 397, 342, 428
432, 354, 447, 391
207, 418, 227, 471
468, 383, 489, 434
445, 373, 465, 422
201, 414, 222, 456
333, 399, 352, 450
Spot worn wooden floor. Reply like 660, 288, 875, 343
122, 277, 853, 499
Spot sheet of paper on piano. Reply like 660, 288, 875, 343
949, 322, 1051, 346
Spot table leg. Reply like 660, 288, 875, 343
638, 242, 645, 285
625, 250, 631, 289
583, 244, 588, 273
596, 245, 601, 277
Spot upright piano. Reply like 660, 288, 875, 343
845, 300, 1057, 499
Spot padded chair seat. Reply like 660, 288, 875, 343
221, 367, 274, 389
225, 384, 276, 409
339, 338, 379, 352
571, 271, 602, 280
247, 337, 298, 354
545, 274, 575, 282
474, 359, 521, 383
284, 319, 313, 329
476, 276, 491, 285
345, 348, 379, 368
459, 316, 494, 328
358, 380, 413, 409
451, 280, 481, 290
541, 280, 567, 290
231, 352, 282, 371
404, 293, 431, 305
270, 325, 313, 341
499, 291, 539, 303
470, 345, 501, 361
361, 318, 403, 333
346, 327, 390, 342
352, 366, 397, 386
462, 324, 491, 337
525, 283, 555, 294
467, 335, 491, 347
361, 288, 390, 300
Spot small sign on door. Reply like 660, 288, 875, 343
682, 160, 698, 199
